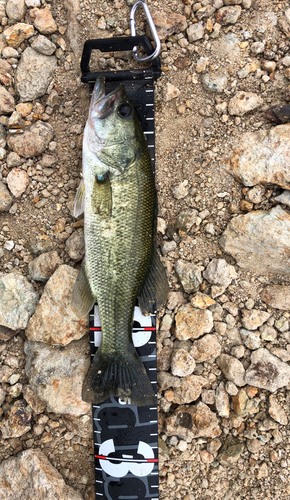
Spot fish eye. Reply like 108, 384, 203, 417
117, 103, 132, 118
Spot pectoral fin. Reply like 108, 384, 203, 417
92, 173, 112, 216
71, 262, 95, 318
138, 249, 169, 315
74, 179, 85, 218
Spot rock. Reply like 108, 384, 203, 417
164, 83, 180, 101
201, 73, 228, 92
228, 91, 263, 116
220, 206, 290, 274
151, 11, 187, 40
167, 291, 187, 310
196, 5, 215, 20
241, 310, 270, 331
174, 260, 202, 294
157, 371, 181, 391
65, 229, 85, 262
216, 354, 246, 387
0, 86, 14, 115
215, 5, 242, 24
171, 180, 188, 199
245, 348, 290, 392
191, 292, 215, 309
31, 34, 56, 55
196, 56, 208, 73
0, 273, 38, 330
23, 385, 46, 414
275, 190, 290, 206
175, 304, 213, 341
0, 449, 83, 499
268, 394, 287, 425
224, 125, 290, 189
171, 375, 207, 404
246, 185, 265, 204
28, 250, 62, 282
165, 402, 221, 442
232, 388, 259, 416
6, 168, 29, 197
187, 22, 204, 42
240, 328, 261, 349
257, 462, 268, 479
260, 324, 277, 341
24, 336, 91, 416
8, 121, 53, 157
212, 33, 240, 61
26, 265, 88, 345
171, 349, 195, 377
215, 382, 230, 417
30, 6, 57, 34
190, 334, 221, 362
3, 23, 34, 48
250, 41, 265, 54
0, 399, 31, 438
203, 258, 237, 287
15, 47, 57, 102
6, 0, 26, 21
218, 443, 244, 467
161, 240, 176, 255
157, 346, 172, 371
176, 209, 198, 233
261, 286, 290, 310
0, 182, 13, 212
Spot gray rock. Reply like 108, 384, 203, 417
224, 125, 290, 189
245, 348, 290, 392
218, 443, 244, 467
161, 240, 176, 255
6, 152, 23, 168
0, 449, 83, 499
261, 285, 290, 310
220, 206, 290, 274
0, 273, 39, 330
15, 47, 57, 102
0, 182, 13, 212
228, 91, 263, 116
31, 34, 56, 55
65, 229, 85, 262
165, 402, 221, 442
7, 121, 53, 158
240, 328, 261, 350
203, 258, 237, 287
28, 250, 63, 282
187, 22, 204, 42
166, 291, 187, 310
215, 382, 230, 418
212, 34, 240, 61
175, 304, 213, 340
0, 400, 31, 438
157, 371, 181, 391
201, 73, 228, 92
216, 353, 246, 386
275, 190, 290, 206
176, 209, 198, 233
175, 260, 202, 294
6, 0, 26, 21
171, 180, 189, 199
24, 336, 91, 416
26, 264, 89, 345
0, 86, 14, 115
246, 185, 265, 204
250, 41, 265, 54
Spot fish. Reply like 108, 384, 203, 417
71, 76, 168, 406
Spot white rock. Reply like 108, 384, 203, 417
228, 91, 263, 116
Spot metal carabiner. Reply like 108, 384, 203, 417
130, 1, 161, 62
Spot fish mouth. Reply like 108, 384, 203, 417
92, 76, 123, 119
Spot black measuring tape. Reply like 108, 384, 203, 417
81, 36, 161, 500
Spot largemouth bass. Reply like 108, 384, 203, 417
71, 77, 168, 406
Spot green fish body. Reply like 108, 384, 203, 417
71, 77, 168, 406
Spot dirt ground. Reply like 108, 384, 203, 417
1, 0, 290, 498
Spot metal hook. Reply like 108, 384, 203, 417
130, 1, 161, 62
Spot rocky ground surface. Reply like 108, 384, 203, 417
0, 0, 290, 498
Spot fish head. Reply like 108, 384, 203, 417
84, 77, 144, 174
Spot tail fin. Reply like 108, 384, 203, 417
82, 347, 156, 406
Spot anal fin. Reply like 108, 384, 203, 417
138, 249, 169, 315
71, 263, 95, 318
